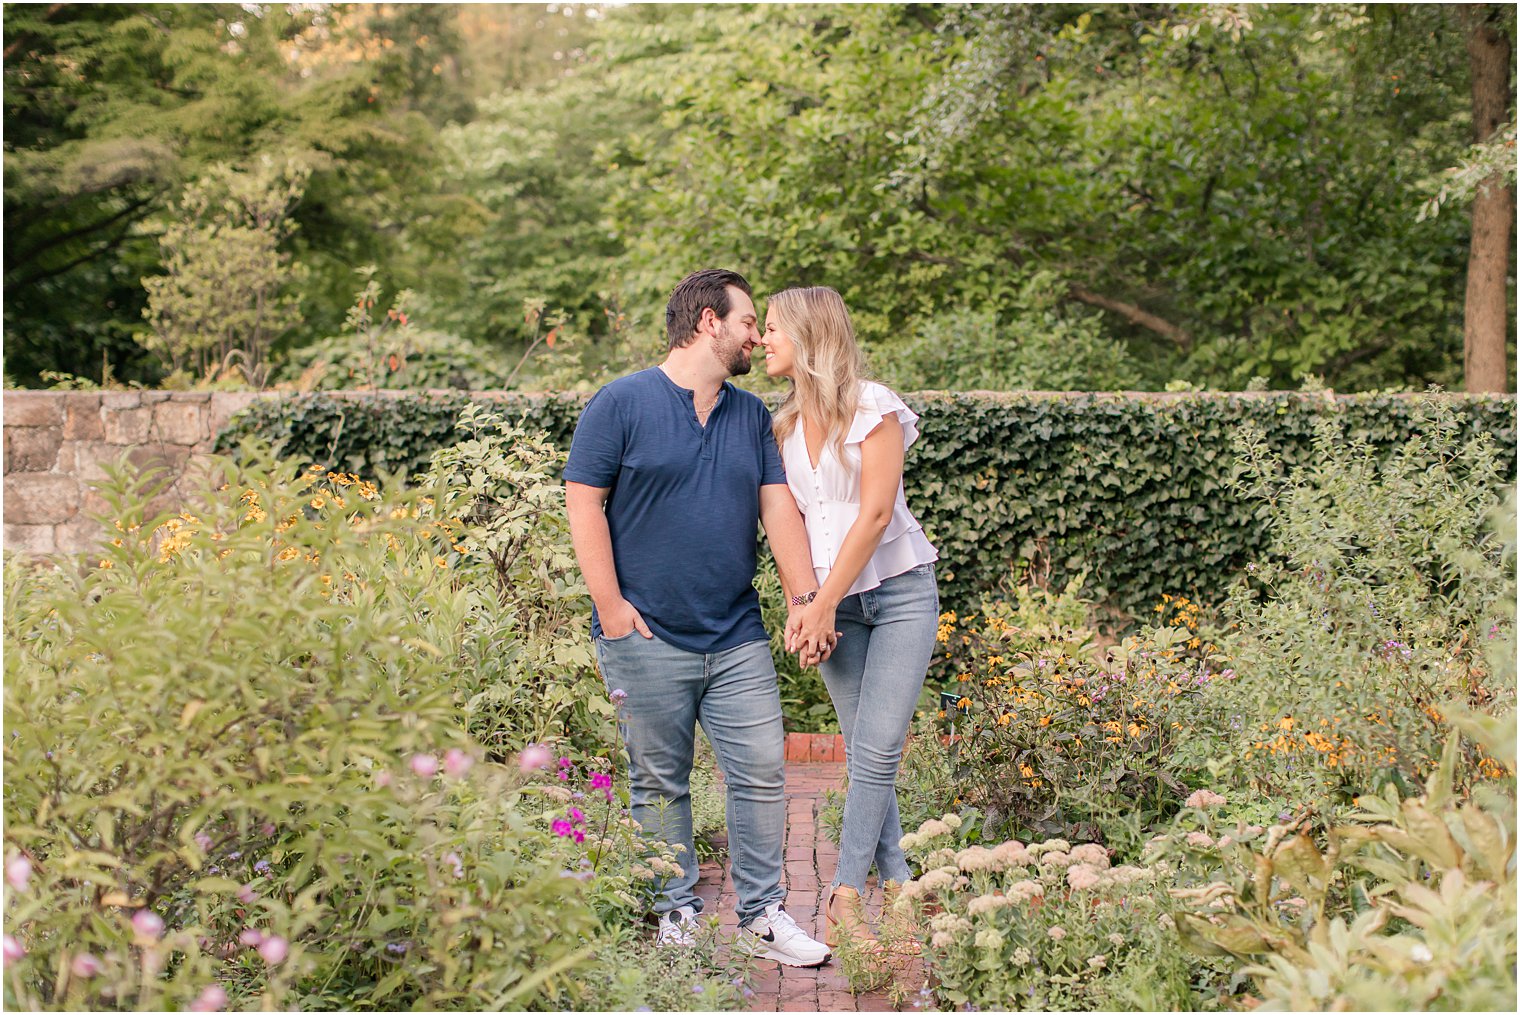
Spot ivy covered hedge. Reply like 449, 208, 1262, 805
217, 390, 1517, 618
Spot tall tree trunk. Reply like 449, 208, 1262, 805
1462, 5, 1514, 393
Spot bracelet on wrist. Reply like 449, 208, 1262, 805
789, 590, 817, 607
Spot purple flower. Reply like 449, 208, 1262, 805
552, 820, 574, 838
195, 833, 213, 852
253, 860, 272, 876
385, 941, 411, 956
590, 772, 613, 791
572, 829, 586, 844
567, 807, 586, 825
692, 984, 705, 994
610, 688, 628, 706
225, 851, 241, 861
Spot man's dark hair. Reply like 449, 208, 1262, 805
665, 269, 752, 350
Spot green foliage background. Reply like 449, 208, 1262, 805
4, 3, 1514, 392
217, 389, 1518, 620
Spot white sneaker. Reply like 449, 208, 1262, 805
656, 905, 698, 947
739, 902, 831, 967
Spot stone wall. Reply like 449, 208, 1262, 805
3, 391, 274, 555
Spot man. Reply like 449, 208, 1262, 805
564, 268, 831, 966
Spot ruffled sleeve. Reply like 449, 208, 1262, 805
845, 382, 920, 450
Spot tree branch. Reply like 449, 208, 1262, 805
1067, 285, 1193, 350
7, 224, 144, 289
6, 192, 159, 270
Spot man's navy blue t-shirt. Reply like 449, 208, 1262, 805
563, 367, 787, 654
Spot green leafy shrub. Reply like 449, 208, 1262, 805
216, 390, 1517, 622
899, 577, 1233, 853
875, 274, 1145, 393
1210, 400, 1515, 804
273, 268, 516, 393
419, 403, 609, 756
279, 329, 514, 392
2, 448, 745, 1011
1160, 717, 1515, 1012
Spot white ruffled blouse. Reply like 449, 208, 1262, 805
781, 381, 939, 596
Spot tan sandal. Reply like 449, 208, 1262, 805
824, 884, 881, 951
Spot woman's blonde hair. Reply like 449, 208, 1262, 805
767, 286, 867, 459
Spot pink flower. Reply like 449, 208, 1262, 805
3, 935, 24, 966
518, 744, 552, 773
190, 984, 228, 1012
260, 823, 276, 837
238, 929, 264, 948
1185, 789, 1227, 809
70, 953, 104, 978
443, 749, 473, 779
590, 772, 613, 790
194, 833, 213, 852
375, 769, 393, 788
257, 935, 288, 964
236, 883, 258, 904
572, 829, 586, 844
6, 855, 31, 891
444, 851, 464, 878
1066, 864, 1103, 891
552, 819, 573, 838
410, 754, 438, 778
132, 909, 165, 942
1186, 831, 1215, 848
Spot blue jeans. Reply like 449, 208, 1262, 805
594, 633, 786, 926
819, 563, 939, 891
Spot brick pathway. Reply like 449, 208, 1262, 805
697, 761, 922, 1013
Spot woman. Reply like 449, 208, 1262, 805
760, 286, 939, 950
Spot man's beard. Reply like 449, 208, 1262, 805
717, 323, 752, 376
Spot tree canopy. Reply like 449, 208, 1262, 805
3, 3, 1513, 392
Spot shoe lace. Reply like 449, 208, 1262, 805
762, 906, 806, 944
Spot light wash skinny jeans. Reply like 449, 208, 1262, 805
594, 633, 787, 926
819, 563, 939, 891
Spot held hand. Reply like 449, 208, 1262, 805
795, 600, 841, 667
798, 633, 840, 668
601, 598, 654, 640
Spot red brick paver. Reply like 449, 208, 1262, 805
701, 761, 923, 1012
